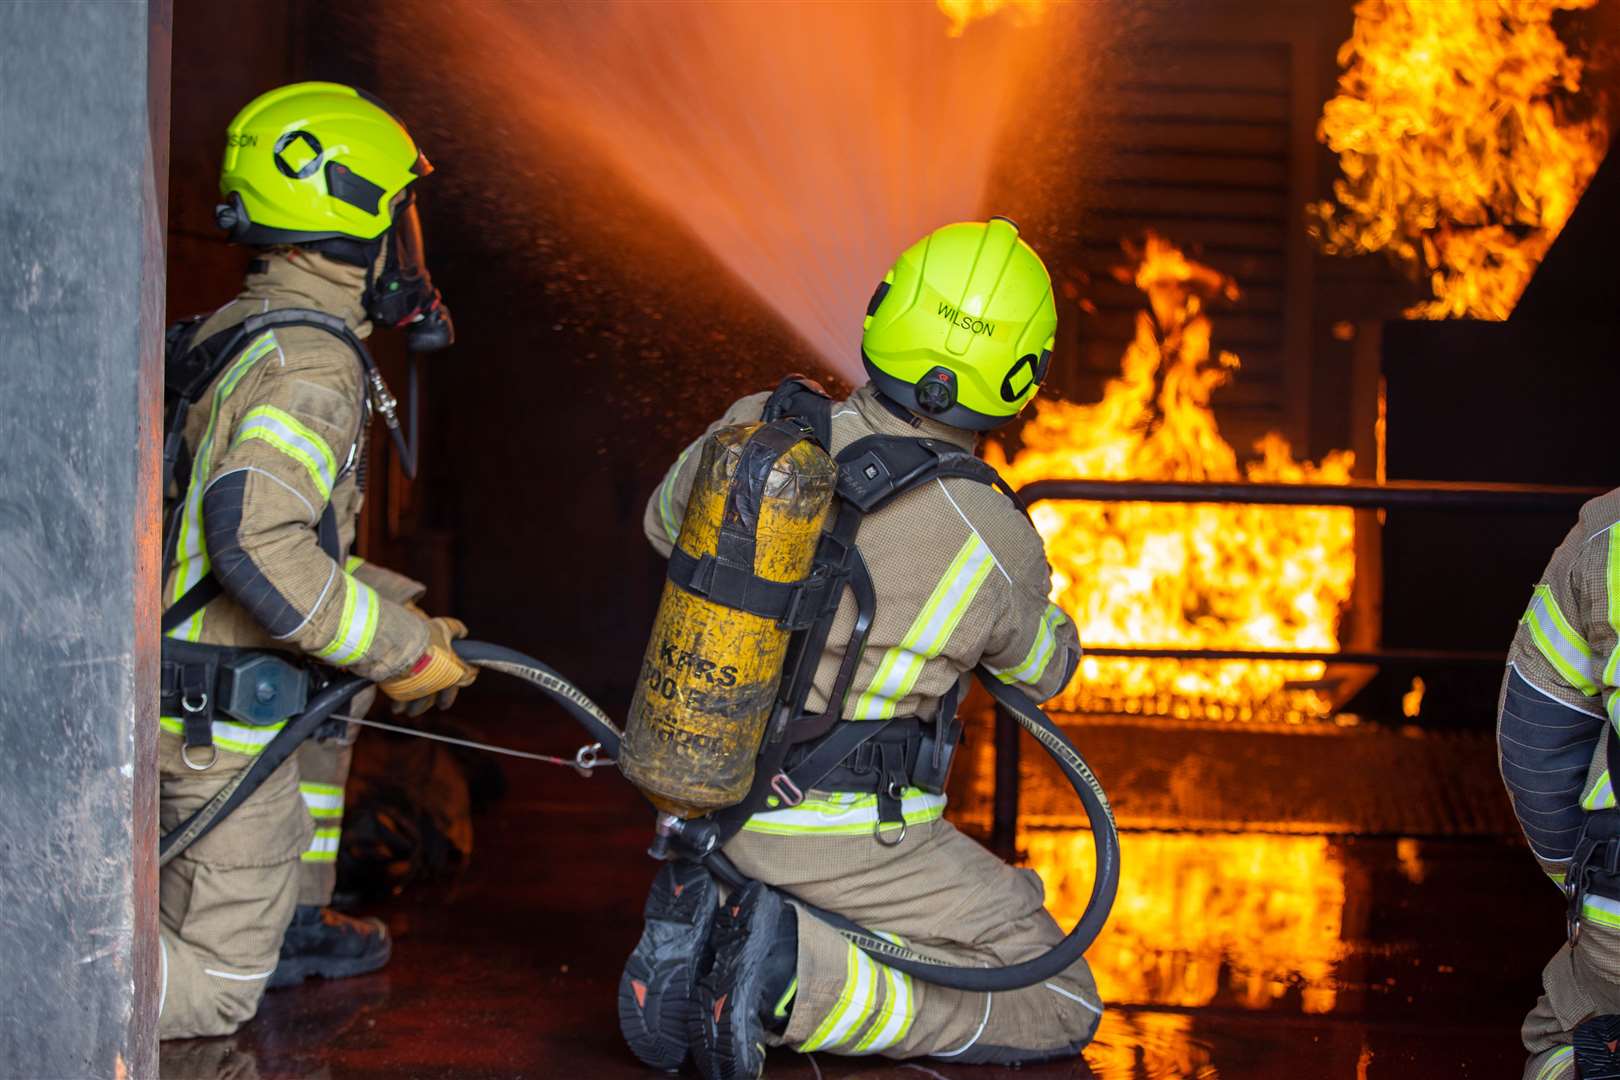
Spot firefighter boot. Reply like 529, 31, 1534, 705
619, 860, 718, 1070
1575, 1015, 1620, 1079
268, 905, 392, 989
692, 880, 798, 1080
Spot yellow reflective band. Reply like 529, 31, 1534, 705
345, 555, 364, 573
1585, 770, 1617, 812
743, 787, 946, 837
659, 443, 696, 544
159, 714, 287, 756
799, 943, 880, 1052
234, 404, 336, 499
315, 574, 379, 667
1525, 585, 1600, 696
852, 933, 915, 1053
1535, 1046, 1574, 1080
1583, 893, 1620, 930
302, 825, 341, 862
299, 782, 345, 814
853, 534, 995, 720
167, 331, 277, 642
1607, 529, 1620, 687
994, 603, 1067, 686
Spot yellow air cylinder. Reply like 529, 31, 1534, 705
620, 421, 836, 819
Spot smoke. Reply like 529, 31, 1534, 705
390, 1, 1053, 381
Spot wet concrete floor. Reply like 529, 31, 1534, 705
160, 705, 1562, 1079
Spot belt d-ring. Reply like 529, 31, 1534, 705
180, 692, 217, 772
873, 779, 908, 847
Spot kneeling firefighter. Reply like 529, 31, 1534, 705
158, 82, 475, 1039
618, 217, 1104, 1077
1498, 487, 1620, 1080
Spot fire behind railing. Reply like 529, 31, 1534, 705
987, 477, 1607, 857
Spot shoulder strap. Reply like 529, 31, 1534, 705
162, 309, 366, 635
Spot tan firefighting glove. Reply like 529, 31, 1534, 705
379, 615, 477, 717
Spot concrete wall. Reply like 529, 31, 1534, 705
0, 2, 168, 1076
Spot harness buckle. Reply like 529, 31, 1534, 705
770, 772, 805, 808
181, 742, 218, 772
874, 818, 908, 848
180, 690, 209, 714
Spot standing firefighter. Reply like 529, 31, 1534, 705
1501, 488, 1620, 1080
158, 82, 475, 1039
620, 218, 1101, 1077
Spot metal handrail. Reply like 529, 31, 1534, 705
988, 476, 1607, 857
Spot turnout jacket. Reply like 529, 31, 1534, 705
161, 250, 429, 695
644, 384, 1080, 721
1500, 487, 1620, 879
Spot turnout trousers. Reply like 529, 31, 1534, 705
723, 803, 1102, 1064
1522, 921, 1620, 1080
157, 734, 311, 1039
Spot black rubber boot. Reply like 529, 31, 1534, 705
618, 860, 718, 1071
267, 905, 392, 989
692, 880, 798, 1080
1576, 1015, 1620, 1079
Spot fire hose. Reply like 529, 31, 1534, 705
158, 640, 1119, 993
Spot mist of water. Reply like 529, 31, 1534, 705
405, 1, 1054, 381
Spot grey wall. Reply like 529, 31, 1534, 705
0, 2, 167, 1076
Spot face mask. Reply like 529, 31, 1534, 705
365, 191, 455, 352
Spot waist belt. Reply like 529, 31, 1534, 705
777, 712, 963, 842
160, 638, 312, 770
1567, 727, 1620, 945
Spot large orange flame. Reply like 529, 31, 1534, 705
987, 235, 1356, 722
1310, 0, 1609, 319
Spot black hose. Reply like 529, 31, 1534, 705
450, 641, 623, 752
704, 672, 1119, 993
158, 674, 371, 865
157, 642, 1119, 995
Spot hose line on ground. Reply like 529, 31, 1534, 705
156, 642, 1119, 996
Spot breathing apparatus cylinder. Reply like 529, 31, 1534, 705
620, 421, 836, 820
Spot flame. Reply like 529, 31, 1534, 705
1401, 676, 1426, 718
988, 235, 1356, 722
1032, 830, 1347, 1013
935, 0, 1047, 37
1309, 0, 1609, 319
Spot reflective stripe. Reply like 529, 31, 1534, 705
315, 574, 379, 667
1525, 586, 1600, 696
204, 967, 274, 982
743, 788, 945, 837
234, 404, 337, 500
992, 603, 1067, 686
1583, 893, 1620, 930
1046, 980, 1104, 1016
345, 555, 365, 573
1585, 770, 1617, 812
852, 535, 995, 720
659, 443, 695, 544
1536, 1045, 1575, 1080
851, 934, 915, 1053
1607, 529, 1620, 686
300, 782, 345, 814
799, 942, 880, 1052
303, 826, 341, 862
167, 331, 278, 641
159, 714, 287, 756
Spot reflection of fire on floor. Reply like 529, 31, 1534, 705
1035, 830, 1347, 1013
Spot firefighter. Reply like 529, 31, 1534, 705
1500, 488, 1620, 1080
158, 82, 475, 1039
621, 218, 1101, 1077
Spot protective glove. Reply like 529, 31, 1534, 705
379, 616, 477, 717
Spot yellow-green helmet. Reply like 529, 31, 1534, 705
862, 216, 1057, 431
215, 81, 430, 251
